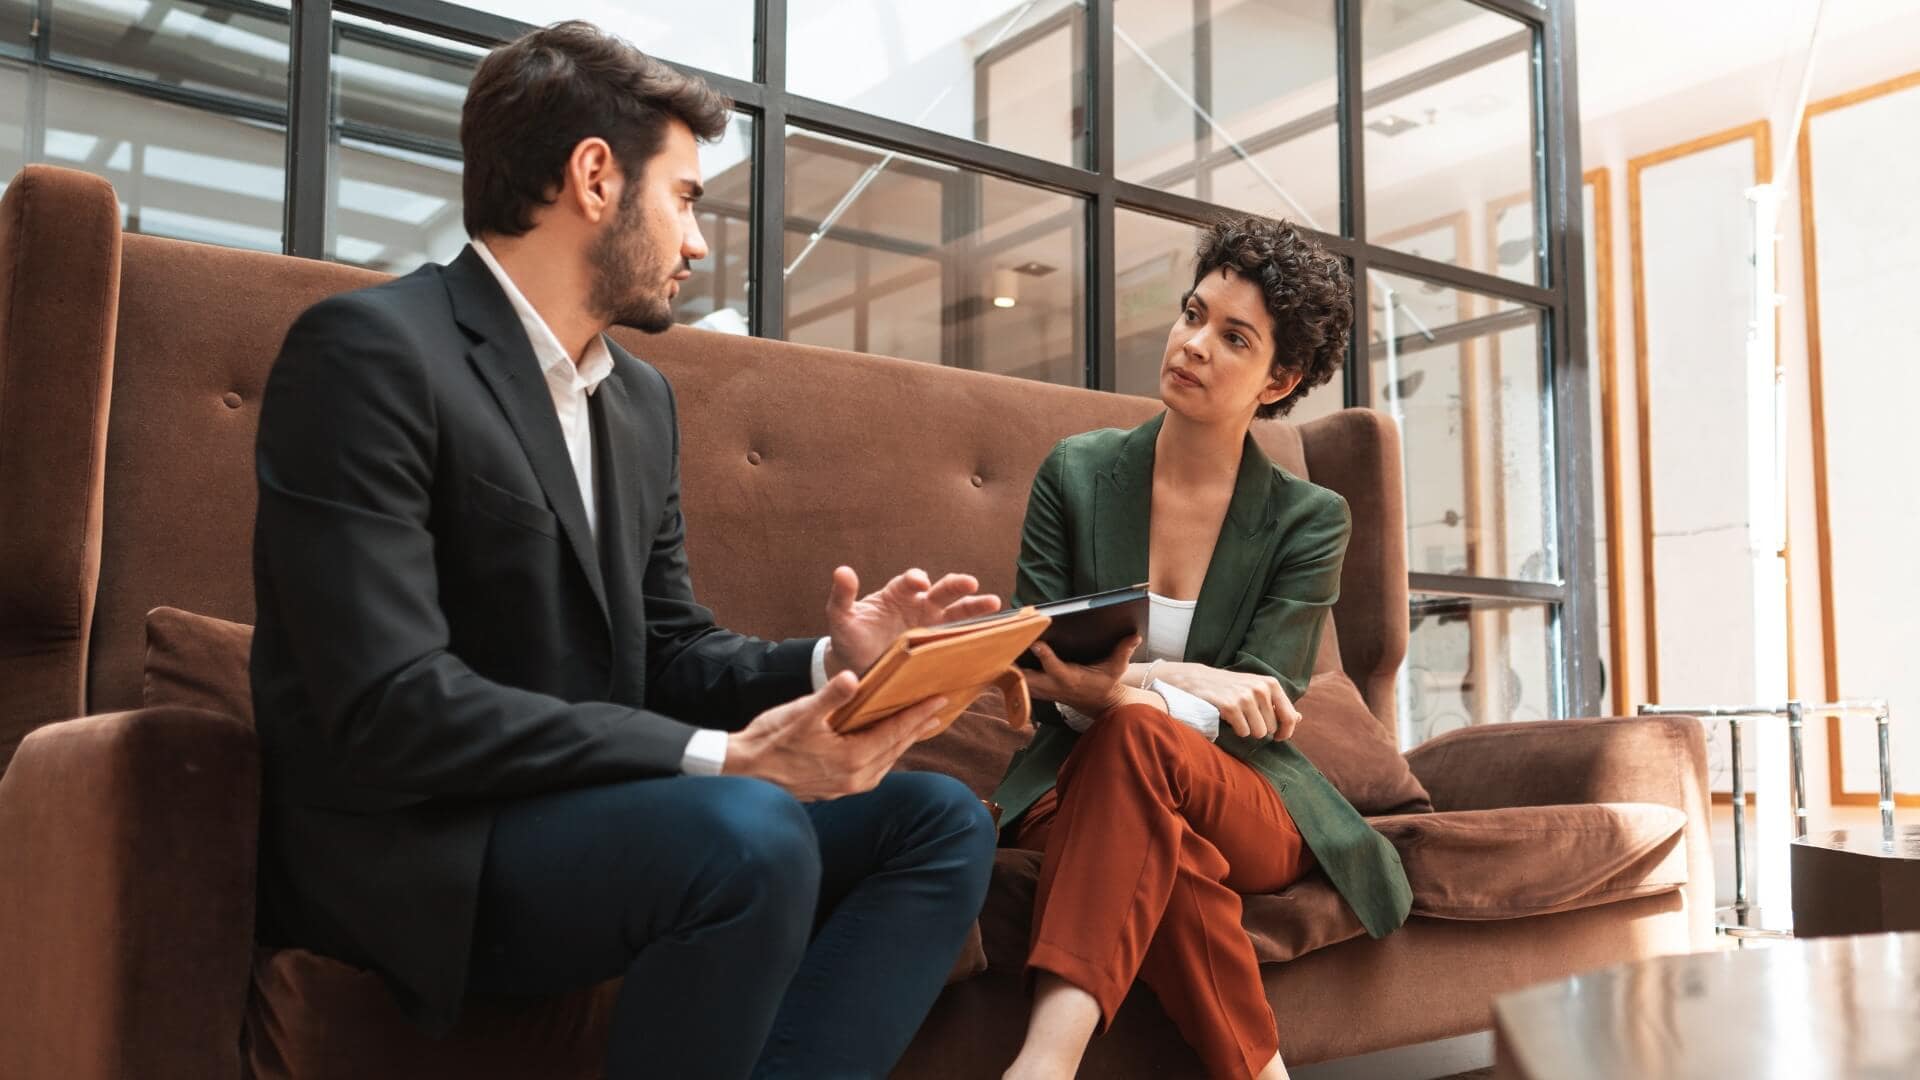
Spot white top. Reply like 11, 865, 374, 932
469, 239, 771, 776
1145, 593, 1197, 664
468, 239, 615, 537
1057, 592, 1222, 740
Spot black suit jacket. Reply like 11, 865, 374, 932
250, 246, 816, 1031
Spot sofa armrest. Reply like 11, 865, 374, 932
0, 706, 259, 1080
1405, 715, 1713, 947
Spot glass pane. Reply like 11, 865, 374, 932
328, 14, 754, 333
329, 17, 482, 272
2, 0, 32, 52
1113, 206, 1347, 417
1362, 0, 1539, 285
333, 15, 483, 148
0, 61, 23, 197
784, 127, 1084, 385
1402, 596, 1554, 747
1370, 269, 1551, 581
788, 1, 1084, 167
42, 71, 285, 251
453, 1, 754, 80
49, 0, 291, 110
1114, 208, 1197, 398
1581, 178, 1613, 705
680, 114, 752, 333
1115, 0, 1339, 232
331, 139, 465, 272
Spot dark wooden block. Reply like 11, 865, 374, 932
1790, 825, 1920, 938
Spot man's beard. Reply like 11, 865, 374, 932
588, 196, 676, 334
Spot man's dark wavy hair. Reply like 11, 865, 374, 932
461, 20, 730, 238
1184, 215, 1353, 420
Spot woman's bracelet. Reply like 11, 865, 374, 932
1138, 659, 1163, 689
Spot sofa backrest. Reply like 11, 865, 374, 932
0, 165, 122, 759
0, 164, 1407, 773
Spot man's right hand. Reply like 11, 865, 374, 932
723, 672, 948, 801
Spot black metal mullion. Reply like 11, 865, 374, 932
1462, 0, 1549, 25
30, 0, 51, 63
334, 19, 481, 67
750, 0, 786, 339
1115, 180, 1352, 249
334, 0, 523, 48
1364, 244, 1556, 307
284, 0, 331, 259
1088, 0, 1115, 393
1408, 572, 1564, 604
34, 56, 285, 122
1542, 0, 1596, 718
1369, 305, 1539, 359
1191, 0, 1211, 206
785, 94, 1098, 198
334, 119, 457, 161
1338, 0, 1368, 410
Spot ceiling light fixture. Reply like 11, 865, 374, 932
992, 267, 1019, 309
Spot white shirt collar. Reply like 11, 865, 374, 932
468, 238, 615, 396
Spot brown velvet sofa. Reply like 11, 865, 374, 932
0, 164, 1714, 1079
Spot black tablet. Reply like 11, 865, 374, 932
1017, 583, 1150, 669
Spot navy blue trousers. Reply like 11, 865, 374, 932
466, 771, 996, 1079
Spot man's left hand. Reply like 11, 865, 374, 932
825, 566, 1002, 675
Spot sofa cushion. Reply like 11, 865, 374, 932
247, 948, 613, 1080
143, 607, 253, 722
1376, 802, 1690, 919
1288, 669, 1431, 816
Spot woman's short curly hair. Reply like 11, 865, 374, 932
1186, 215, 1353, 420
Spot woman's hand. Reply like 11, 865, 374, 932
1152, 663, 1299, 741
1023, 635, 1146, 717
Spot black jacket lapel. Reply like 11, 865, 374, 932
590, 371, 658, 704
443, 247, 611, 626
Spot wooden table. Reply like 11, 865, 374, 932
1792, 825, 1920, 938
1492, 934, 1920, 1079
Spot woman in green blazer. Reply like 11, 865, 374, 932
994, 217, 1411, 1080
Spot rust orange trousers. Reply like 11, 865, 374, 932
1011, 704, 1314, 1079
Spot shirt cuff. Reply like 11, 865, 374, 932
680, 728, 729, 776
1149, 679, 1221, 742
809, 637, 831, 691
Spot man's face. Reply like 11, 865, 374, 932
588, 118, 709, 333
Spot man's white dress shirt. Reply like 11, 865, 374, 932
470, 240, 832, 776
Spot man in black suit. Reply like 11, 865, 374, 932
251, 21, 1000, 1078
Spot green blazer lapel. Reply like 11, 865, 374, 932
1090, 413, 1159, 592
1187, 433, 1283, 666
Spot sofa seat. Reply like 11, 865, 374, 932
246, 949, 614, 1080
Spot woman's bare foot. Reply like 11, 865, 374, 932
1003, 974, 1102, 1080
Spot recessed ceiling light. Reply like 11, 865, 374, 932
1365, 114, 1419, 137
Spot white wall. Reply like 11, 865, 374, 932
1577, 0, 1920, 814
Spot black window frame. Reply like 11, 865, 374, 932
5, 0, 1600, 720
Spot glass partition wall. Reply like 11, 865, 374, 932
0, 0, 1597, 740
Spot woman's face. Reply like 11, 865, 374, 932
1158, 268, 1301, 426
